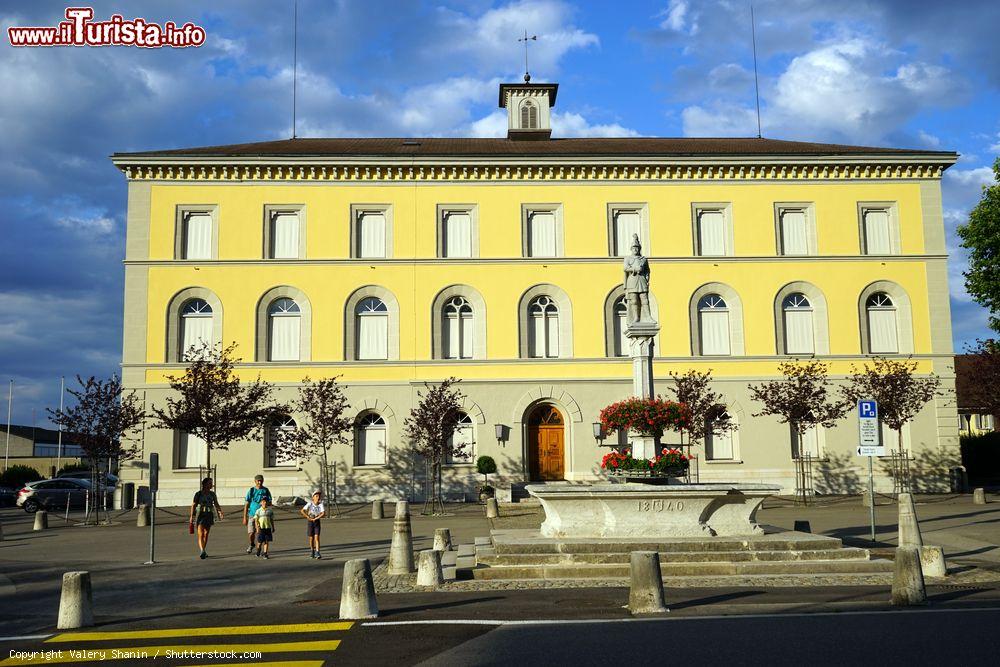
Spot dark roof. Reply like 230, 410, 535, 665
0, 424, 76, 444
113, 137, 957, 160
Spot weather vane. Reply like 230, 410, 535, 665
518, 30, 537, 82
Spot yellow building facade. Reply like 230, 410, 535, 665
114, 82, 960, 505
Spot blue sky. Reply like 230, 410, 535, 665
1, 0, 997, 426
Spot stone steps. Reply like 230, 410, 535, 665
471, 558, 894, 580
478, 547, 872, 566
491, 536, 844, 555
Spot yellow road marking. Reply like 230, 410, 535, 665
48, 622, 353, 642
0, 640, 340, 665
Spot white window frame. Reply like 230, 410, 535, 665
356, 297, 390, 361
264, 416, 298, 468
705, 411, 739, 462
174, 205, 219, 260
782, 293, 815, 356
528, 295, 560, 358
436, 204, 479, 258
865, 292, 899, 354
857, 202, 900, 256
263, 205, 306, 260
174, 430, 208, 470
521, 204, 564, 258
691, 203, 734, 257
355, 413, 388, 467
774, 203, 816, 256
351, 204, 393, 259
697, 294, 732, 356
607, 203, 650, 257
446, 412, 476, 465
267, 297, 302, 362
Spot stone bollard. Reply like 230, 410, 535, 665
372, 499, 384, 519
416, 549, 444, 587
920, 545, 947, 578
433, 528, 453, 552
485, 497, 499, 519
387, 501, 415, 575
136, 504, 150, 527
338, 559, 378, 620
793, 520, 811, 533
57, 571, 95, 629
628, 551, 669, 614
33, 510, 49, 531
897, 493, 923, 548
973, 488, 987, 505
891, 546, 927, 606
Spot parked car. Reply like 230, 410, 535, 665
16, 478, 110, 513
0, 486, 16, 507
57, 470, 119, 487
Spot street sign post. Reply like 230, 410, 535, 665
856, 400, 880, 544
145, 452, 158, 565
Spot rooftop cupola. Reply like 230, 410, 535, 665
499, 75, 558, 141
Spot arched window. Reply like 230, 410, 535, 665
355, 413, 387, 465
265, 416, 297, 467
866, 292, 898, 353
356, 297, 389, 360
529, 296, 560, 358
521, 99, 538, 129
443, 296, 473, 359
613, 296, 629, 357
447, 412, 475, 464
782, 293, 814, 355
698, 295, 730, 356
706, 411, 738, 461
267, 298, 301, 361
180, 299, 213, 360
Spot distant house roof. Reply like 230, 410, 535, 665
112, 137, 958, 161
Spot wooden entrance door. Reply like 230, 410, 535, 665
528, 405, 565, 481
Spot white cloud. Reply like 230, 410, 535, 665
658, 0, 698, 35
551, 112, 639, 137
56, 215, 115, 234
682, 104, 757, 137
946, 167, 996, 187
918, 130, 941, 148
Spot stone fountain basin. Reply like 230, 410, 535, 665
525, 483, 780, 538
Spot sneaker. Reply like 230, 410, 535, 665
263, 553, 269, 560
310, 550, 316, 559
255, 549, 261, 557
246, 545, 254, 554
199, 551, 207, 560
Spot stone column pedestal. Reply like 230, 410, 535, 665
625, 320, 660, 461
630, 435, 659, 461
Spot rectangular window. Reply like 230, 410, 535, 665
784, 309, 815, 354
358, 211, 386, 258
863, 209, 891, 255
269, 316, 300, 361
706, 429, 735, 460
779, 209, 808, 255
442, 211, 472, 258
447, 425, 475, 464
793, 426, 821, 459
270, 212, 299, 259
696, 210, 726, 256
178, 431, 208, 469
357, 314, 388, 360
183, 212, 212, 260
182, 317, 213, 358
700, 311, 731, 355
868, 309, 899, 353
528, 211, 556, 257
612, 210, 641, 256
357, 428, 386, 465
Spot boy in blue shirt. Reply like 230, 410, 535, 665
242, 474, 272, 554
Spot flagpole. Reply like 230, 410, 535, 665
56, 376, 65, 472
4, 380, 12, 471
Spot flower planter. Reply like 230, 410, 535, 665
608, 468, 687, 485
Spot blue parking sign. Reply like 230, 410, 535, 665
859, 400, 878, 419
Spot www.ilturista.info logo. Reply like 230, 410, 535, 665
8, 7, 206, 48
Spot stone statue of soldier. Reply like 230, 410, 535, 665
623, 234, 652, 325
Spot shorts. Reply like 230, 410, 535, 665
247, 517, 258, 534
196, 513, 214, 528
307, 519, 321, 537
256, 527, 273, 544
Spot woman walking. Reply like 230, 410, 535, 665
189, 477, 224, 559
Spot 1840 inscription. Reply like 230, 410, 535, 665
637, 499, 684, 512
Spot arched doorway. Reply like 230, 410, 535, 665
527, 404, 565, 481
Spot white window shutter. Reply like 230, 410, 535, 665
271, 213, 299, 259
444, 314, 460, 359
184, 213, 212, 259
784, 309, 814, 354
460, 311, 473, 359
615, 310, 628, 356
269, 315, 300, 361
449, 425, 474, 463
181, 317, 212, 359
180, 432, 208, 468
698, 211, 725, 256
614, 211, 640, 256
780, 210, 808, 255
798, 427, 820, 458
529, 313, 544, 358
444, 212, 472, 258
707, 428, 734, 460
864, 210, 891, 255
868, 309, 898, 353
359, 212, 386, 258
700, 310, 731, 355
358, 427, 386, 465
529, 211, 556, 257
546, 312, 560, 357
358, 314, 388, 360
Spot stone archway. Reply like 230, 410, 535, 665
526, 404, 565, 481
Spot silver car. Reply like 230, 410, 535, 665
16, 478, 94, 513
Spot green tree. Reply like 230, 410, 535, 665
957, 157, 1000, 332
